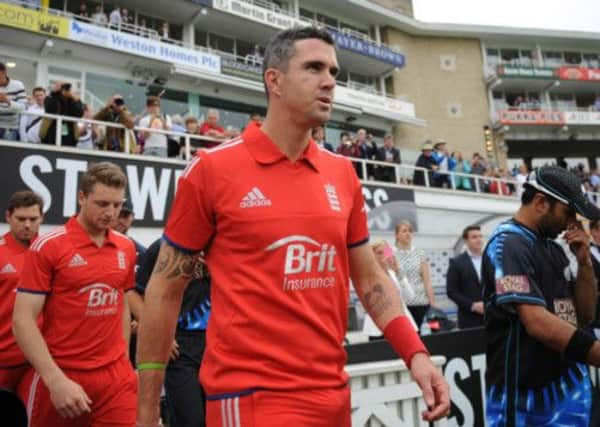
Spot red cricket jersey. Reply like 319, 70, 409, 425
18, 217, 136, 370
164, 125, 369, 395
0, 232, 31, 367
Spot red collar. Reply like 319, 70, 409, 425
242, 124, 321, 172
66, 216, 117, 248
3, 231, 31, 252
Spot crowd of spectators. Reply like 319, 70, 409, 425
412, 139, 522, 196
4, 61, 600, 203
76, 2, 171, 41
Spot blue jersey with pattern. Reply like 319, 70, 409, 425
137, 238, 210, 331
482, 219, 591, 427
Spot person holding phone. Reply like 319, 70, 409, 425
363, 241, 417, 340
40, 81, 84, 146
94, 94, 136, 153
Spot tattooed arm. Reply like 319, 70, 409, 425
137, 241, 199, 426
349, 243, 405, 329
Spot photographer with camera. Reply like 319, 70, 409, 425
40, 81, 84, 146
94, 94, 136, 153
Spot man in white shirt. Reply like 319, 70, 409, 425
446, 225, 485, 329
91, 5, 108, 26
0, 62, 27, 141
138, 96, 171, 158
20, 87, 46, 143
109, 7, 122, 30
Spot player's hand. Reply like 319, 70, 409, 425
48, 374, 92, 418
0, 93, 8, 103
471, 301, 484, 315
170, 340, 180, 360
564, 221, 591, 264
410, 352, 450, 421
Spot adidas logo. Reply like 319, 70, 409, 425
0, 263, 16, 274
240, 187, 272, 208
68, 253, 87, 268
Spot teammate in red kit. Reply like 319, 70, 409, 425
0, 191, 44, 391
137, 27, 449, 427
13, 162, 137, 427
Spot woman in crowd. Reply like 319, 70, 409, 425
394, 220, 436, 328
362, 240, 417, 340
451, 151, 472, 191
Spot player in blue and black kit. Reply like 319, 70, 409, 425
483, 166, 600, 427
136, 238, 210, 427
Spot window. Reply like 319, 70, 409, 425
208, 33, 235, 54
236, 39, 256, 58
195, 31, 208, 48
299, 8, 315, 20
564, 51, 582, 65
500, 49, 519, 64
519, 50, 533, 67
316, 13, 337, 28
486, 48, 500, 68
543, 51, 563, 68
583, 53, 599, 69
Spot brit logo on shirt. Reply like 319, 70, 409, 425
324, 184, 341, 212
117, 251, 126, 270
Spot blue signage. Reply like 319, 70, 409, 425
328, 30, 405, 68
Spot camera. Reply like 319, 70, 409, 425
114, 98, 125, 106
61, 83, 71, 92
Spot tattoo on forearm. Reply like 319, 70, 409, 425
363, 283, 392, 318
153, 243, 198, 280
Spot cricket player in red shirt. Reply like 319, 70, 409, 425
0, 190, 44, 391
137, 27, 449, 427
13, 162, 137, 427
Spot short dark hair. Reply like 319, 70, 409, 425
7, 190, 44, 215
80, 162, 127, 195
462, 225, 481, 240
521, 184, 558, 207
32, 86, 46, 95
262, 26, 335, 98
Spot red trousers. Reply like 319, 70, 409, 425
206, 386, 351, 427
18, 355, 137, 427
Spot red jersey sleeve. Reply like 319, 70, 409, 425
18, 244, 54, 294
163, 154, 215, 253
346, 163, 369, 248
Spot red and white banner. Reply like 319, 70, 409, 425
499, 110, 565, 125
557, 66, 600, 81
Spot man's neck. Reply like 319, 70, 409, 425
10, 232, 30, 248
76, 215, 106, 247
467, 248, 482, 257
261, 111, 312, 162
513, 208, 539, 234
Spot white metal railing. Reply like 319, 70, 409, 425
16, 110, 221, 160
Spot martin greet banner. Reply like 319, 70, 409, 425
0, 2, 69, 38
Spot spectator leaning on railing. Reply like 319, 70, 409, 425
19, 86, 46, 144
374, 134, 401, 182
40, 81, 84, 146
138, 96, 172, 157
0, 62, 27, 141
413, 141, 437, 186
91, 4, 108, 26
94, 94, 136, 153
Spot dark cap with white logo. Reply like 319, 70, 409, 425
525, 166, 600, 220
